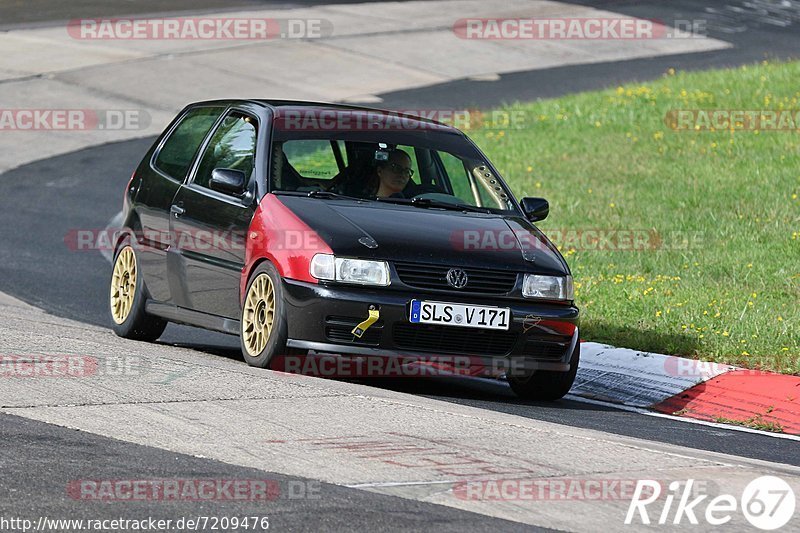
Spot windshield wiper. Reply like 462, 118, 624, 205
306, 190, 364, 200
376, 196, 490, 213
275, 190, 367, 202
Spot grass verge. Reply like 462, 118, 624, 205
476, 60, 799, 373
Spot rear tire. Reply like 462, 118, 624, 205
109, 239, 167, 341
508, 343, 580, 401
240, 262, 299, 368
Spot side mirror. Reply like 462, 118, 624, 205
520, 197, 549, 222
209, 168, 247, 196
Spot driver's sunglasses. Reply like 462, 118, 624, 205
388, 162, 414, 177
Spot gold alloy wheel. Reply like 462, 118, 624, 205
110, 246, 137, 324
242, 273, 275, 356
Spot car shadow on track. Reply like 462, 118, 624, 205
155, 337, 800, 468
581, 320, 700, 357
359, 375, 616, 411
157, 336, 612, 410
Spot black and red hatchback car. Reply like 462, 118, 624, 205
109, 100, 580, 399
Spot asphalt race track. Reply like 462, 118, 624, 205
0, 0, 381, 29
0, 135, 797, 469
0, 413, 535, 532
369, 0, 800, 108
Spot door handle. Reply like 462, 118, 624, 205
170, 204, 185, 218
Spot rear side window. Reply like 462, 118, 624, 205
154, 107, 223, 180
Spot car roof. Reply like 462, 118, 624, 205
186, 99, 460, 132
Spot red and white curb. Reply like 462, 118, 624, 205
573, 342, 800, 437
101, 213, 799, 436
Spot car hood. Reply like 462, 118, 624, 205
275, 195, 568, 275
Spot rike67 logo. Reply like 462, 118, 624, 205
626, 476, 796, 530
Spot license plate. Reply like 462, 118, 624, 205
409, 300, 511, 330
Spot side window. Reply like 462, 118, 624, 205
396, 145, 420, 185
439, 151, 471, 201
154, 107, 223, 180
193, 113, 258, 190
282, 140, 342, 180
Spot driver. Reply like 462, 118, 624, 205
369, 149, 414, 198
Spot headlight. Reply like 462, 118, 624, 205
310, 254, 390, 286
522, 274, 573, 300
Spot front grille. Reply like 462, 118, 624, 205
325, 316, 383, 345
394, 262, 517, 294
392, 323, 518, 356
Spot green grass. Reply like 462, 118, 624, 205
472, 60, 800, 373
713, 415, 784, 433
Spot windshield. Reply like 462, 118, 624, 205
269, 127, 517, 213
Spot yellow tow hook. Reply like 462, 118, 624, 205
352, 306, 380, 338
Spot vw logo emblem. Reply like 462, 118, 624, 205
446, 268, 468, 289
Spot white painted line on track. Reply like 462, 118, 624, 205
99, 216, 791, 442
464, 375, 800, 441
565, 394, 800, 442
346, 480, 459, 489
2, 302, 797, 531
101, 210, 124, 263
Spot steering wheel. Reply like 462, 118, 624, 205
411, 192, 464, 205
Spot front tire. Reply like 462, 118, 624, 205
109, 239, 167, 341
508, 343, 580, 401
240, 262, 294, 368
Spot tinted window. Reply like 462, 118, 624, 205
194, 113, 258, 190
271, 137, 514, 211
282, 140, 344, 180
154, 107, 223, 180
396, 144, 420, 185
440, 151, 470, 200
